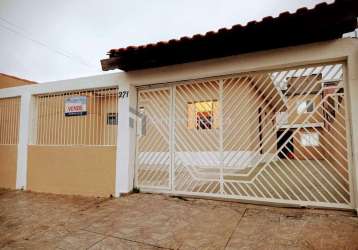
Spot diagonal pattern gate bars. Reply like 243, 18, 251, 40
135, 62, 352, 209
136, 88, 171, 189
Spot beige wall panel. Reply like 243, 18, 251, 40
126, 39, 358, 87
223, 77, 278, 153
0, 145, 17, 189
223, 78, 259, 151
261, 105, 277, 154
321, 99, 348, 178
137, 89, 170, 153
27, 145, 116, 197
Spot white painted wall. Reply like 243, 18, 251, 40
138, 151, 277, 169
115, 83, 137, 196
15, 93, 31, 189
346, 54, 358, 212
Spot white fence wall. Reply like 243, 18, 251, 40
0, 72, 133, 194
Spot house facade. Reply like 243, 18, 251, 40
0, 0, 358, 211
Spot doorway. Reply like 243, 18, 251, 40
277, 130, 294, 159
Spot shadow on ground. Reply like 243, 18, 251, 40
0, 188, 357, 249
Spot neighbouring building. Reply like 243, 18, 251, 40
1, 0, 358, 211
0, 73, 35, 89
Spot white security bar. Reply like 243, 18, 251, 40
0, 97, 20, 145
32, 87, 119, 146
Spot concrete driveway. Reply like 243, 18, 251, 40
0, 189, 358, 250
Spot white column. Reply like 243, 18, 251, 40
115, 83, 137, 197
16, 93, 32, 189
347, 56, 358, 212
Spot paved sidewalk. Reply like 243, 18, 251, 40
0, 189, 357, 249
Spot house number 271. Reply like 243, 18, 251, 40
118, 91, 129, 98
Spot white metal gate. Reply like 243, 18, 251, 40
136, 88, 171, 189
135, 62, 353, 209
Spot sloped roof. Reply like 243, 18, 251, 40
0, 73, 35, 83
0, 73, 36, 89
101, 0, 358, 71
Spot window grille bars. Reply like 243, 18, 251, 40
33, 87, 119, 146
0, 97, 20, 145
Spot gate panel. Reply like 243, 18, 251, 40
221, 64, 351, 207
173, 81, 221, 194
136, 88, 171, 189
135, 62, 352, 209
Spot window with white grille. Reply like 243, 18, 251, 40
107, 113, 118, 125
0, 97, 20, 145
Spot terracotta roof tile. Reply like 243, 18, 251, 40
102, 0, 358, 71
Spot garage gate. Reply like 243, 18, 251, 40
135, 62, 353, 209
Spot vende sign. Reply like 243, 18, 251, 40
65, 96, 87, 116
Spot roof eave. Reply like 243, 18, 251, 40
101, 0, 358, 72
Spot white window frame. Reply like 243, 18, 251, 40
297, 100, 314, 114
107, 112, 118, 125
276, 111, 288, 126
187, 100, 218, 130
300, 132, 320, 147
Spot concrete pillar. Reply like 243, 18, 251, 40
16, 93, 32, 189
347, 55, 358, 212
115, 83, 137, 197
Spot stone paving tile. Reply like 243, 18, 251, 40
226, 208, 358, 250
298, 213, 358, 250
86, 194, 245, 249
88, 237, 162, 250
56, 230, 105, 250
0, 191, 109, 249
0, 189, 358, 250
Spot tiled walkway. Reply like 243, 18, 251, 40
0, 189, 358, 249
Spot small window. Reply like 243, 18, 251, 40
276, 111, 288, 126
138, 106, 145, 116
301, 133, 319, 147
187, 100, 219, 130
137, 107, 145, 137
107, 113, 118, 125
297, 100, 314, 114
